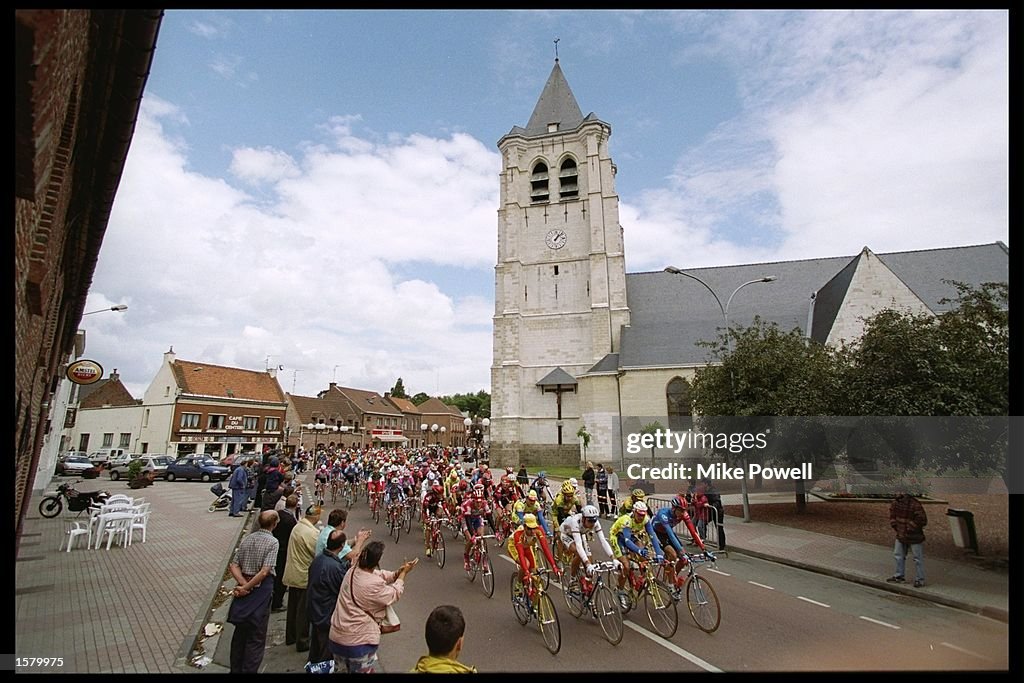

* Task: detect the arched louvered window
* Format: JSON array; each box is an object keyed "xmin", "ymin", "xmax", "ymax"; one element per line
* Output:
[
  {"xmin": 530, "ymin": 161, "xmax": 550, "ymax": 203},
  {"xmin": 558, "ymin": 157, "xmax": 578, "ymax": 200},
  {"xmin": 667, "ymin": 377, "xmax": 692, "ymax": 431}
]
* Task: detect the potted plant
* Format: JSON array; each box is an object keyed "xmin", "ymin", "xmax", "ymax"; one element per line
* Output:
[{"xmin": 127, "ymin": 459, "xmax": 153, "ymax": 489}]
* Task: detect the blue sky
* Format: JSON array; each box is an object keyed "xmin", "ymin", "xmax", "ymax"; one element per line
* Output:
[{"xmin": 84, "ymin": 9, "xmax": 1009, "ymax": 400}]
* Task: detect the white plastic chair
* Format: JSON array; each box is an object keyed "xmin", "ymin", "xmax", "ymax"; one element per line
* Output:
[
  {"xmin": 129, "ymin": 509, "xmax": 151, "ymax": 545},
  {"xmin": 60, "ymin": 520, "xmax": 90, "ymax": 552},
  {"xmin": 99, "ymin": 514, "xmax": 133, "ymax": 550},
  {"xmin": 105, "ymin": 494, "xmax": 133, "ymax": 505}
]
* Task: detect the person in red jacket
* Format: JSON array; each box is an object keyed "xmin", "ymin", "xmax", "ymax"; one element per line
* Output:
[{"xmin": 887, "ymin": 485, "xmax": 928, "ymax": 587}]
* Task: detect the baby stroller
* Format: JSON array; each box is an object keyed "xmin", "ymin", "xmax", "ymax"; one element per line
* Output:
[{"xmin": 208, "ymin": 482, "xmax": 231, "ymax": 512}]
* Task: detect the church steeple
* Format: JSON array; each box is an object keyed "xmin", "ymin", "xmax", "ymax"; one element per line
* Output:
[{"xmin": 523, "ymin": 60, "xmax": 584, "ymax": 137}]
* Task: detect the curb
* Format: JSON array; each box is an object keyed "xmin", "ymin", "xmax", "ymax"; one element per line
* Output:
[{"xmin": 726, "ymin": 545, "xmax": 1010, "ymax": 624}]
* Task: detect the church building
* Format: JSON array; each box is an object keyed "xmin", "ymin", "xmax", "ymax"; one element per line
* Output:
[{"xmin": 489, "ymin": 59, "xmax": 1008, "ymax": 468}]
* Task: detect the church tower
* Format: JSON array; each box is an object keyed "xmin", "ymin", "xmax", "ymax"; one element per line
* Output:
[{"xmin": 490, "ymin": 59, "xmax": 630, "ymax": 466}]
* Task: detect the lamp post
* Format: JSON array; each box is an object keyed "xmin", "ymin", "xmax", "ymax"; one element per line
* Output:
[
  {"xmin": 83, "ymin": 304, "xmax": 128, "ymax": 316},
  {"xmin": 306, "ymin": 422, "xmax": 338, "ymax": 452},
  {"xmin": 440, "ymin": 426, "xmax": 446, "ymax": 449},
  {"xmin": 663, "ymin": 267, "xmax": 777, "ymax": 523},
  {"xmin": 421, "ymin": 423, "xmax": 429, "ymax": 449},
  {"xmin": 430, "ymin": 424, "xmax": 439, "ymax": 446}
]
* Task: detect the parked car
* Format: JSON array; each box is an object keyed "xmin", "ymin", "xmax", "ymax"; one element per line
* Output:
[
  {"xmin": 165, "ymin": 455, "xmax": 230, "ymax": 482},
  {"xmin": 108, "ymin": 455, "xmax": 171, "ymax": 481},
  {"xmin": 106, "ymin": 453, "xmax": 138, "ymax": 469},
  {"xmin": 56, "ymin": 454, "xmax": 94, "ymax": 476},
  {"xmin": 88, "ymin": 447, "xmax": 130, "ymax": 466}
]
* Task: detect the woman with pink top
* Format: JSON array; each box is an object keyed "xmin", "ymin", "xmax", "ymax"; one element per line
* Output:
[{"xmin": 329, "ymin": 540, "xmax": 418, "ymax": 673}]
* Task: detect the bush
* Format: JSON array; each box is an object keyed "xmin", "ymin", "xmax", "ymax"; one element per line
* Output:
[{"xmin": 127, "ymin": 458, "xmax": 144, "ymax": 480}]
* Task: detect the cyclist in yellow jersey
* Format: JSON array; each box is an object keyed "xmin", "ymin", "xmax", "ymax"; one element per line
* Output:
[
  {"xmin": 608, "ymin": 501, "xmax": 664, "ymax": 605},
  {"xmin": 617, "ymin": 488, "xmax": 647, "ymax": 516},
  {"xmin": 507, "ymin": 513, "xmax": 560, "ymax": 586},
  {"xmin": 512, "ymin": 489, "xmax": 551, "ymax": 536}
]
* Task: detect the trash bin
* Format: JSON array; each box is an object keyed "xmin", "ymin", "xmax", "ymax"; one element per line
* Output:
[{"xmin": 946, "ymin": 508, "xmax": 979, "ymax": 554}]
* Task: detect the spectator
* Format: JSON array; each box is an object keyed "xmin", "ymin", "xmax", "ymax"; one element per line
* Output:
[
  {"xmin": 596, "ymin": 464, "xmax": 609, "ymax": 517},
  {"xmin": 227, "ymin": 458, "xmax": 249, "ymax": 517},
  {"xmin": 582, "ymin": 461, "xmax": 596, "ymax": 507},
  {"xmin": 316, "ymin": 508, "xmax": 352, "ymax": 558},
  {"xmin": 282, "ymin": 504, "xmax": 323, "ymax": 652},
  {"xmin": 329, "ymin": 541, "xmax": 418, "ymax": 673},
  {"xmin": 605, "ymin": 466, "xmax": 619, "ymax": 519},
  {"xmin": 306, "ymin": 527, "xmax": 371, "ymax": 669},
  {"xmin": 276, "ymin": 474, "xmax": 299, "ymax": 511},
  {"xmin": 412, "ymin": 605, "xmax": 477, "ymax": 673},
  {"xmin": 264, "ymin": 457, "xmax": 283, "ymax": 502},
  {"xmin": 888, "ymin": 484, "xmax": 928, "ymax": 587},
  {"xmin": 262, "ymin": 483, "xmax": 293, "ymax": 514},
  {"xmin": 245, "ymin": 459, "xmax": 259, "ymax": 506},
  {"xmin": 227, "ymin": 511, "xmax": 280, "ymax": 673},
  {"xmin": 702, "ymin": 478, "xmax": 725, "ymax": 551},
  {"xmin": 516, "ymin": 466, "xmax": 529, "ymax": 495},
  {"xmin": 691, "ymin": 481, "xmax": 710, "ymax": 540},
  {"xmin": 270, "ymin": 493, "xmax": 299, "ymax": 612}
]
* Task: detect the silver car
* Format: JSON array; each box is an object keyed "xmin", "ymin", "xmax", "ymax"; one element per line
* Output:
[{"xmin": 108, "ymin": 455, "xmax": 171, "ymax": 481}]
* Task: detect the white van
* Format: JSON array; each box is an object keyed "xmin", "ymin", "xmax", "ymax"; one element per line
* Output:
[{"xmin": 89, "ymin": 447, "xmax": 130, "ymax": 466}]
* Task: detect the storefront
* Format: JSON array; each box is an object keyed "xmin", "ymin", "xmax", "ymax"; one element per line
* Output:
[{"xmin": 370, "ymin": 429, "xmax": 407, "ymax": 449}]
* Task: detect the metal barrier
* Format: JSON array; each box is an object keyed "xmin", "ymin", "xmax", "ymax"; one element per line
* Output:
[{"xmin": 647, "ymin": 495, "xmax": 727, "ymax": 555}]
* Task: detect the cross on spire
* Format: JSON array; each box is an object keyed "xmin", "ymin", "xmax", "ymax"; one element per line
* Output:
[{"xmin": 554, "ymin": 37, "xmax": 560, "ymax": 62}]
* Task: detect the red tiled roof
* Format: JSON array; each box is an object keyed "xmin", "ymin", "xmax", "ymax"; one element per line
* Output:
[
  {"xmin": 172, "ymin": 360, "xmax": 285, "ymax": 403},
  {"xmin": 387, "ymin": 396, "xmax": 421, "ymax": 414},
  {"xmin": 79, "ymin": 378, "xmax": 139, "ymax": 408},
  {"xmin": 332, "ymin": 386, "xmax": 402, "ymax": 416}
]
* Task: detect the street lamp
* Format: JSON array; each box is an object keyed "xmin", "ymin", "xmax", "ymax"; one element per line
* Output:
[
  {"xmin": 305, "ymin": 422, "xmax": 338, "ymax": 451},
  {"xmin": 431, "ymin": 424, "xmax": 439, "ymax": 446},
  {"xmin": 663, "ymin": 267, "xmax": 777, "ymax": 523},
  {"xmin": 83, "ymin": 304, "xmax": 128, "ymax": 316},
  {"xmin": 421, "ymin": 423, "xmax": 429, "ymax": 449},
  {"xmin": 440, "ymin": 426, "xmax": 446, "ymax": 448}
]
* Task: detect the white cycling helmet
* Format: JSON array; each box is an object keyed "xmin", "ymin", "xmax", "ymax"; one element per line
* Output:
[
  {"xmin": 582, "ymin": 505, "xmax": 599, "ymax": 520},
  {"xmin": 632, "ymin": 501, "xmax": 649, "ymax": 515}
]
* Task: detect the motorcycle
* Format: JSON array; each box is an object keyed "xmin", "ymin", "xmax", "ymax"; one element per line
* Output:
[
  {"xmin": 208, "ymin": 482, "xmax": 232, "ymax": 512},
  {"xmin": 38, "ymin": 481, "xmax": 109, "ymax": 518}
]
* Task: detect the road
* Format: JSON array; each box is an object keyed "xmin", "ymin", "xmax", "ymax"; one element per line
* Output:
[{"xmin": 312, "ymin": 485, "xmax": 1008, "ymax": 673}]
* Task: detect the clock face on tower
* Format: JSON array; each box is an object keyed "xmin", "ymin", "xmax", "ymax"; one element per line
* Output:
[{"xmin": 545, "ymin": 229, "xmax": 567, "ymax": 250}]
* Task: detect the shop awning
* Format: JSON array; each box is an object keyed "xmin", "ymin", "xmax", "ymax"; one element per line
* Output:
[{"xmin": 373, "ymin": 435, "xmax": 408, "ymax": 442}]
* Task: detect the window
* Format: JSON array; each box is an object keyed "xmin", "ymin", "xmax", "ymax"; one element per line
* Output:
[
  {"xmin": 265, "ymin": 417, "xmax": 280, "ymax": 432},
  {"xmin": 554, "ymin": 265, "xmax": 559, "ymax": 275},
  {"xmin": 208, "ymin": 414, "xmax": 226, "ymax": 430},
  {"xmin": 143, "ymin": 408, "xmax": 150, "ymax": 428},
  {"xmin": 530, "ymin": 161, "xmax": 550, "ymax": 203},
  {"xmin": 102, "ymin": 433, "xmax": 114, "ymax": 448},
  {"xmin": 181, "ymin": 413, "xmax": 200, "ymax": 429},
  {"xmin": 243, "ymin": 416, "xmax": 258, "ymax": 430},
  {"xmin": 666, "ymin": 377, "xmax": 693, "ymax": 431},
  {"xmin": 119, "ymin": 433, "xmax": 131, "ymax": 448},
  {"xmin": 558, "ymin": 158, "xmax": 579, "ymax": 200}
]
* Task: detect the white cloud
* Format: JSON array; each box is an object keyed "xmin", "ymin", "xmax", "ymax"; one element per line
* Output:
[{"xmin": 230, "ymin": 147, "xmax": 301, "ymax": 184}]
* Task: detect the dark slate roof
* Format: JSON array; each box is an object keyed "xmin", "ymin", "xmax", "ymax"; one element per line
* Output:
[
  {"xmin": 504, "ymin": 61, "xmax": 606, "ymax": 140},
  {"xmin": 585, "ymin": 353, "xmax": 620, "ymax": 375},
  {"xmin": 619, "ymin": 242, "xmax": 1008, "ymax": 369},
  {"xmin": 536, "ymin": 367, "xmax": 578, "ymax": 386}
]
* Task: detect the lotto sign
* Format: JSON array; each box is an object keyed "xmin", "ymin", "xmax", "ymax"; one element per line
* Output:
[{"xmin": 66, "ymin": 359, "xmax": 104, "ymax": 385}]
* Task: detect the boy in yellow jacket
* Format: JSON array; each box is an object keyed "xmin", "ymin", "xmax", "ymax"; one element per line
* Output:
[{"xmin": 412, "ymin": 605, "xmax": 477, "ymax": 673}]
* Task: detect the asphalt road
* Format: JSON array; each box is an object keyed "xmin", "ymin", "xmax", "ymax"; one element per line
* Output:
[{"xmin": 312, "ymin": 484, "xmax": 1008, "ymax": 673}]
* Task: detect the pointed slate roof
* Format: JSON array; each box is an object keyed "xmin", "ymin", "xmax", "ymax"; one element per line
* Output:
[
  {"xmin": 524, "ymin": 60, "xmax": 585, "ymax": 137},
  {"xmin": 79, "ymin": 376, "xmax": 139, "ymax": 408},
  {"xmin": 583, "ymin": 353, "xmax": 620, "ymax": 375},
  {"xmin": 810, "ymin": 251, "xmax": 862, "ymax": 343},
  {"xmin": 536, "ymin": 367, "xmax": 578, "ymax": 386}
]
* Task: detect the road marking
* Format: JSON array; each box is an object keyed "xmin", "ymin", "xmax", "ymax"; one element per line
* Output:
[
  {"xmin": 859, "ymin": 615, "xmax": 900, "ymax": 630},
  {"xmin": 796, "ymin": 596, "xmax": 830, "ymax": 608},
  {"xmin": 623, "ymin": 622, "xmax": 723, "ymax": 672},
  {"xmin": 707, "ymin": 567, "xmax": 730, "ymax": 576},
  {"xmin": 940, "ymin": 642, "xmax": 992, "ymax": 661},
  {"xmin": 747, "ymin": 581, "xmax": 775, "ymax": 590},
  {"xmin": 498, "ymin": 554, "xmax": 722, "ymax": 672}
]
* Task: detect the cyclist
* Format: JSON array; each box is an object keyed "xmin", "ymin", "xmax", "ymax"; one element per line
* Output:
[
  {"xmin": 383, "ymin": 477, "xmax": 407, "ymax": 524},
  {"xmin": 608, "ymin": 501, "xmax": 664, "ymax": 606},
  {"xmin": 650, "ymin": 495, "xmax": 715, "ymax": 593},
  {"xmin": 552, "ymin": 480, "xmax": 584, "ymax": 526},
  {"xmin": 530, "ymin": 471, "xmax": 553, "ymax": 504},
  {"xmin": 461, "ymin": 483, "xmax": 493, "ymax": 572},
  {"xmin": 559, "ymin": 504, "xmax": 620, "ymax": 582},
  {"xmin": 421, "ymin": 483, "xmax": 446, "ymax": 558},
  {"xmin": 507, "ymin": 513, "xmax": 561, "ymax": 594},
  {"xmin": 343, "ymin": 459, "xmax": 360, "ymax": 487},
  {"xmin": 314, "ymin": 465, "xmax": 329, "ymax": 503},
  {"xmin": 513, "ymin": 489, "xmax": 551, "ymax": 537},
  {"xmin": 617, "ymin": 487, "xmax": 648, "ymax": 516}
]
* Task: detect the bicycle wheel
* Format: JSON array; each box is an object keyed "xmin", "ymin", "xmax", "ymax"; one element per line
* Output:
[
  {"xmin": 466, "ymin": 547, "xmax": 479, "ymax": 583},
  {"xmin": 536, "ymin": 593, "xmax": 561, "ymax": 655},
  {"xmin": 449, "ymin": 518, "xmax": 462, "ymax": 540},
  {"xmin": 643, "ymin": 580, "xmax": 679, "ymax": 638},
  {"xmin": 434, "ymin": 531, "xmax": 446, "ymax": 569},
  {"xmin": 535, "ymin": 552, "xmax": 552, "ymax": 591},
  {"xmin": 39, "ymin": 496, "xmax": 64, "ymax": 518},
  {"xmin": 511, "ymin": 575, "xmax": 530, "ymax": 625},
  {"xmin": 373, "ymin": 501, "xmax": 381, "ymax": 524},
  {"xmin": 685, "ymin": 574, "xmax": 721, "ymax": 633},
  {"xmin": 481, "ymin": 551, "xmax": 495, "ymax": 598},
  {"xmin": 561, "ymin": 573, "xmax": 585, "ymax": 618},
  {"xmin": 404, "ymin": 507, "xmax": 412, "ymax": 534},
  {"xmin": 391, "ymin": 514, "xmax": 401, "ymax": 544},
  {"xmin": 594, "ymin": 584, "xmax": 624, "ymax": 645}
]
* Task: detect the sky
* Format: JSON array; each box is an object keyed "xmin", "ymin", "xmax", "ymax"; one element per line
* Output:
[{"xmin": 83, "ymin": 9, "xmax": 1010, "ymax": 401}]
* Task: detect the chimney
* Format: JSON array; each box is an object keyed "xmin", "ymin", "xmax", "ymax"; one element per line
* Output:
[
  {"xmin": 329, "ymin": 382, "xmax": 337, "ymax": 391},
  {"xmin": 164, "ymin": 346, "xmax": 176, "ymax": 365},
  {"xmin": 110, "ymin": 368, "xmax": 119, "ymax": 382}
]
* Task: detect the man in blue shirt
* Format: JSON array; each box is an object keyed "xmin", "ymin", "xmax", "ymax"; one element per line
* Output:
[
  {"xmin": 306, "ymin": 527, "xmax": 370, "ymax": 668},
  {"xmin": 228, "ymin": 460, "xmax": 249, "ymax": 517}
]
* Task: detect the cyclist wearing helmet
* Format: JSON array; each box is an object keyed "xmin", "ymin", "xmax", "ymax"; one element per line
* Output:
[
  {"xmin": 552, "ymin": 480, "xmax": 584, "ymax": 526},
  {"xmin": 608, "ymin": 501, "xmax": 664, "ymax": 604},
  {"xmin": 529, "ymin": 471, "xmax": 553, "ymax": 504},
  {"xmin": 461, "ymin": 483, "xmax": 493, "ymax": 572},
  {"xmin": 618, "ymin": 488, "xmax": 648, "ymax": 516},
  {"xmin": 421, "ymin": 483, "xmax": 446, "ymax": 557},
  {"xmin": 507, "ymin": 513, "xmax": 561, "ymax": 587},
  {"xmin": 650, "ymin": 494, "xmax": 713, "ymax": 592},
  {"xmin": 513, "ymin": 489, "xmax": 551, "ymax": 537},
  {"xmin": 558, "ymin": 504, "xmax": 619, "ymax": 581}
]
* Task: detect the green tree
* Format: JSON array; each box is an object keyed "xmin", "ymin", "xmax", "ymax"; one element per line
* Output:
[
  {"xmin": 437, "ymin": 390, "xmax": 491, "ymax": 418},
  {"xmin": 839, "ymin": 281, "xmax": 1009, "ymax": 487},
  {"xmin": 690, "ymin": 318, "xmax": 845, "ymax": 511},
  {"xmin": 577, "ymin": 425, "xmax": 591, "ymax": 462},
  {"xmin": 389, "ymin": 378, "xmax": 409, "ymax": 399},
  {"xmin": 411, "ymin": 392, "xmax": 431, "ymax": 406}
]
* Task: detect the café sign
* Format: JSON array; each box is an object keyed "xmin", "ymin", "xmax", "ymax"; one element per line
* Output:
[{"xmin": 66, "ymin": 359, "xmax": 103, "ymax": 385}]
